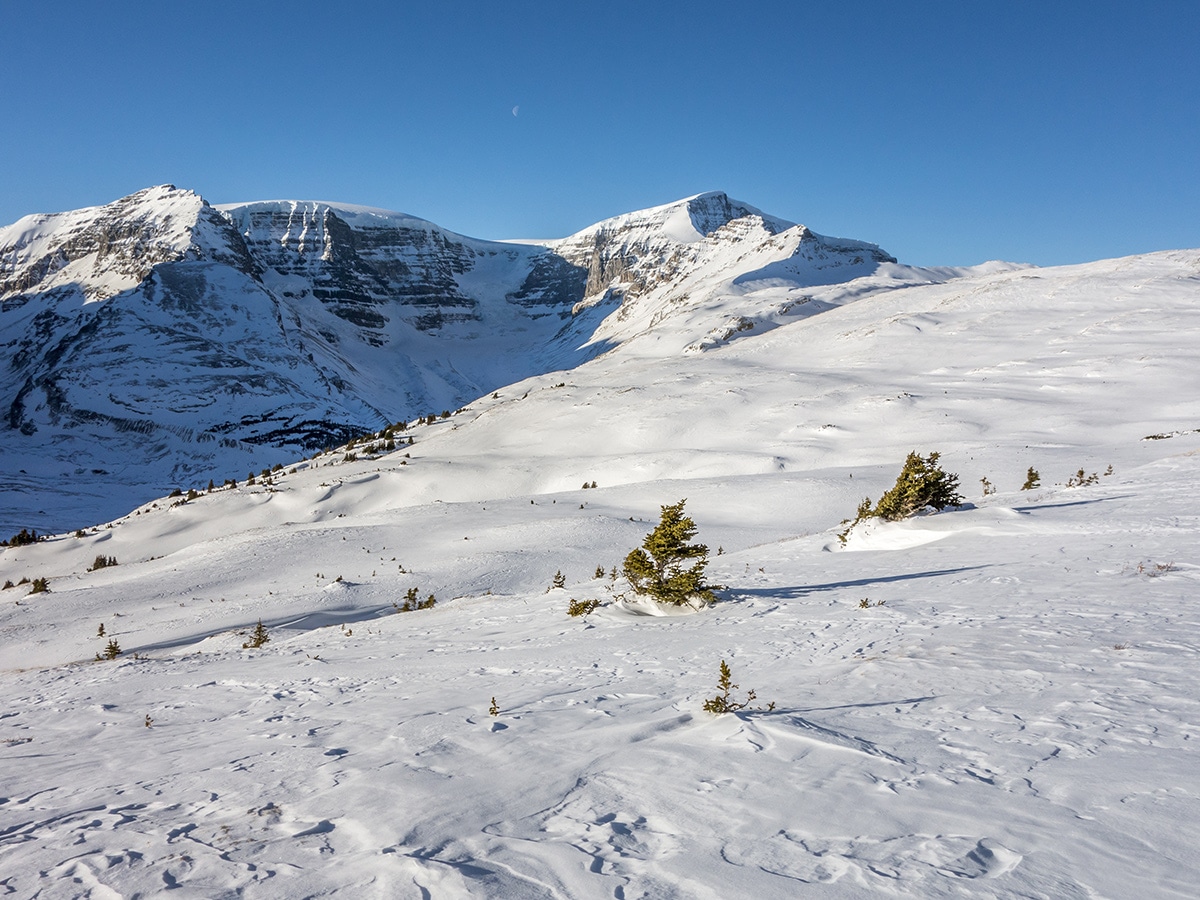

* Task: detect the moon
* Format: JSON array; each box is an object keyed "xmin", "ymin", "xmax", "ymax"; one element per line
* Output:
[{"xmin": 512, "ymin": 105, "xmax": 519, "ymax": 117}]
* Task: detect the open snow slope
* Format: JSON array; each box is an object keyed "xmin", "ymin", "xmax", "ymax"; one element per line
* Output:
[{"xmin": 1, "ymin": 248, "xmax": 1199, "ymax": 897}]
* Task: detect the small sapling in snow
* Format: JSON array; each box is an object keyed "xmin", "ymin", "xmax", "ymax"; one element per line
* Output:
[
  {"xmin": 97, "ymin": 639, "xmax": 122, "ymax": 661},
  {"xmin": 489, "ymin": 697, "xmax": 500, "ymax": 716},
  {"xmin": 1065, "ymin": 468, "xmax": 1100, "ymax": 487},
  {"xmin": 243, "ymin": 620, "xmax": 270, "ymax": 649},
  {"xmin": 702, "ymin": 661, "xmax": 774, "ymax": 714}
]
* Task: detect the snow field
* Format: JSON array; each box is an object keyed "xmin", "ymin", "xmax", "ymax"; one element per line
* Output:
[{"xmin": 2, "ymin": 247, "xmax": 1199, "ymax": 896}]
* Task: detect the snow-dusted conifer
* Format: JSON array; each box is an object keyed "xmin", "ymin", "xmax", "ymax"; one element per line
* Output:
[{"xmin": 623, "ymin": 499, "xmax": 716, "ymax": 606}]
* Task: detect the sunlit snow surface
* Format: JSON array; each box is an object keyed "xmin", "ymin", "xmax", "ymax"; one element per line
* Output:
[{"xmin": 1, "ymin": 248, "xmax": 1199, "ymax": 897}]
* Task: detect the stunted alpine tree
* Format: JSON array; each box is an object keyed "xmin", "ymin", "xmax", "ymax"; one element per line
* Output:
[{"xmin": 623, "ymin": 499, "xmax": 717, "ymax": 606}]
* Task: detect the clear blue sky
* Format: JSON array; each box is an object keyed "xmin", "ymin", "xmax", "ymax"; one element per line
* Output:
[{"xmin": 2, "ymin": 1, "xmax": 1196, "ymax": 266}]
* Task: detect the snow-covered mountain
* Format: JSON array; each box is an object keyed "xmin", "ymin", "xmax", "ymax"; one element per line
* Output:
[
  {"xmin": 1, "ymin": 187, "xmax": 904, "ymax": 533},
  {"xmin": 1, "ymin": 238, "xmax": 1198, "ymax": 898}
]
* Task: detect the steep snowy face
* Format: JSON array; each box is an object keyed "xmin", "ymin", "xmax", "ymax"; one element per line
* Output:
[{"xmin": 548, "ymin": 192, "xmax": 897, "ymax": 350}]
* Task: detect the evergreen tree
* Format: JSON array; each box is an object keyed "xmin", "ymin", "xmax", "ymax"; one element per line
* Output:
[
  {"xmin": 622, "ymin": 499, "xmax": 716, "ymax": 606},
  {"xmin": 243, "ymin": 619, "xmax": 270, "ymax": 648},
  {"xmin": 872, "ymin": 452, "xmax": 963, "ymax": 521}
]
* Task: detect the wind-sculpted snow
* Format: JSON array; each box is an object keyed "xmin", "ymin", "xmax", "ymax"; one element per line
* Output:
[
  {"xmin": 0, "ymin": 187, "xmax": 904, "ymax": 533},
  {"xmin": 1, "ymin": 243, "xmax": 1199, "ymax": 896}
]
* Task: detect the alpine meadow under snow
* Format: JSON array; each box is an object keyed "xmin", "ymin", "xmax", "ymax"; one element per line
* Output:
[{"xmin": 1, "ymin": 188, "xmax": 1199, "ymax": 898}]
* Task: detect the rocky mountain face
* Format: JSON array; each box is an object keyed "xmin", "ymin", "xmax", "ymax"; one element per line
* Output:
[{"xmin": 0, "ymin": 186, "xmax": 896, "ymax": 532}]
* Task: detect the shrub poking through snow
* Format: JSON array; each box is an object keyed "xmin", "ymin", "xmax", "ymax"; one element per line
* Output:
[
  {"xmin": 594, "ymin": 565, "xmax": 606, "ymax": 579},
  {"xmin": 243, "ymin": 620, "xmax": 270, "ymax": 649},
  {"xmin": 551, "ymin": 570, "xmax": 567, "ymax": 590},
  {"xmin": 489, "ymin": 697, "xmax": 500, "ymax": 716},
  {"xmin": 397, "ymin": 587, "xmax": 435, "ymax": 611},
  {"xmin": 1021, "ymin": 467, "xmax": 1041, "ymax": 490},
  {"xmin": 89, "ymin": 555, "xmax": 118, "ymax": 572},
  {"xmin": 96, "ymin": 639, "xmax": 122, "ymax": 661},
  {"xmin": 1066, "ymin": 468, "xmax": 1100, "ymax": 487},
  {"xmin": 702, "ymin": 661, "xmax": 774, "ymax": 714},
  {"xmin": 567, "ymin": 598, "xmax": 601, "ymax": 617},
  {"xmin": 28, "ymin": 577, "xmax": 49, "ymax": 594},
  {"xmin": 623, "ymin": 499, "xmax": 717, "ymax": 606}
]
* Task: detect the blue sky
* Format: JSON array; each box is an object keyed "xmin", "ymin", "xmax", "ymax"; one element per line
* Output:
[{"xmin": 2, "ymin": 1, "xmax": 1196, "ymax": 266}]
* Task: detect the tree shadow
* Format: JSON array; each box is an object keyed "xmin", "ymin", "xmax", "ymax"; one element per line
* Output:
[
  {"xmin": 732, "ymin": 565, "xmax": 987, "ymax": 600},
  {"xmin": 1012, "ymin": 494, "xmax": 1129, "ymax": 513}
]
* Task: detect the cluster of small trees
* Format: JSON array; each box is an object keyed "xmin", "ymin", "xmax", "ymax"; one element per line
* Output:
[{"xmin": 1, "ymin": 529, "xmax": 42, "ymax": 548}]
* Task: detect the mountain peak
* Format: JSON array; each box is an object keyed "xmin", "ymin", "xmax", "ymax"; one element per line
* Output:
[
  {"xmin": 680, "ymin": 191, "xmax": 791, "ymax": 237},
  {"xmin": 560, "ymin": 192, "xmax": 793, "ymax": 247}
]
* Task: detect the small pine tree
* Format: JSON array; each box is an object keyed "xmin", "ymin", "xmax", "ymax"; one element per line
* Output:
[
  {"xmin": 97, "ymin": 623, "xmax": 106, "ymax": 637},
  {"xmin": 567, "ymin": 598, "xmax": 601, "ymax": 617},
  {"xmin": 489, "ymin": 697, "xmax": 500, "ymax": 716},
  {"xmin": 622, "ymin": 499, "xmax": 716, "ymax": 606},
  {"xmin": 872, "ymin": 452, "xmax": 962, "ymax": 521},
  {"xmin": 1021, "ymin": 467, "xmax": 1041, "ymax": 490},
  {"xmin": 702, "ymin": 660, "xmax": 774, "ymax": 714},
  {"xmin": 29, "ymin": 577, "xmax": 49, "ymax": 594},
  {"xmin": 243, "ymin": 619, "xmax": 270, "ymax": 649},
  {"xmin": 551, "ymin": 570, "xmax": 567, "ymax": 590},
  {"xmin": 594, "ymin": 565, "xmax": 605, "ymax": 579},
  {"xmin": 97, "ymin": 639, "xmax": 122, "ymax": 660}
]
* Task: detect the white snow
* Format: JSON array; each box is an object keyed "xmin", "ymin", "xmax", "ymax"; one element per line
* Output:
[{"xmin": 1, "ymin": 241, "xmax": 1199, "ymax": 897}]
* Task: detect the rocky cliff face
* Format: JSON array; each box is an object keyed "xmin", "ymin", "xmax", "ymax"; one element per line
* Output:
[
  {"xmin": 221, "ymin": 202, "xmax": 488, "ymax": 336},
  {"xmin": 0, "ymin": 186, "xmax": 897, "ymax": 532}
]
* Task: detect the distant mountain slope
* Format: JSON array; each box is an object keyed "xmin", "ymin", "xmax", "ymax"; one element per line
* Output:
[{"xmin": 1, "ymin": 187, "xmax": 904, "ymax": 533}]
